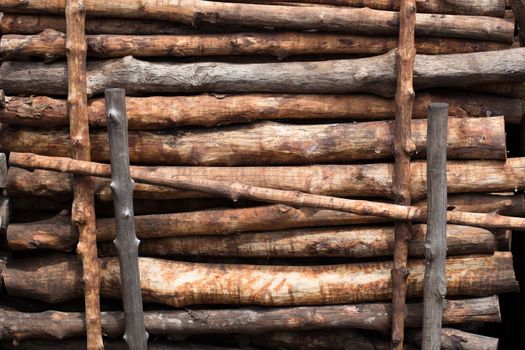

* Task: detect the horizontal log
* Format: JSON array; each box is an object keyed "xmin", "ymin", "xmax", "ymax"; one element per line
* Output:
[
  {"xmin": 3, "ymin": 253, "xmax": 518, "ymax": 306},
  {"xmin": 0, "ymin": 0, "xmax": 514, "ymax": 42},
  {"xmin": 0, "ymin": 117, "xmax": 507, "ymax": 165},
  {"xmin": 7, "ymin": 158, "xmax": 525, "ymax": 201},
  {"xmin": 2, "ymin": 49, "xmax": 525, "ymax": 97},
  {"xmin": 8, "ymin": 193, "xmax": 522, "ymax": 251},
  {"xmin": 0, "ymin": 296, "xmax": 501, "ymax": 340},
  {"xmin": 94, "ymin": 224, "xmax": 494, "ymax": 258},
  {"xmin": 214, "ymin": 0, "xmax": 507, "ymax": 17},
  {"xmin": 0, "ymin": 30, "xmax": 511, "ymax": 61},
  {"xmin": 406, "ymin": 328, "xmax": 499, "ymax": 350},
  {"xmin": 468, "ymin": 81, "xmax": 525, "ymax": 98},
  {"xmin": 1, "ymin": 92, "xmax": 522, "ymax": 129}
]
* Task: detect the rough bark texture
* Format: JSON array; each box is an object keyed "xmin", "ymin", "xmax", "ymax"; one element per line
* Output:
[
  {"xmin": 0, "ymin": 296, "xmax": 501, "ymax": 340},
  {"xmin": 1, "ymin": 92, "xmax": 522, "ymax": 129},
  {"xmin": 105, "ymin": 88, "xmax": 148, "ymax": 350},
  {"xmin": 422, "ymin": 103, "xmax": 448, "ymax": 350},
  {"xmin": 0, "ymin": 153, "xmax": 6, "ymax": 188},
  {"xmin": 2, "ymin": 49, "xmax": 525, "ymax": 97},
  {"xmin": 212, "ymin": 0, "xmax": 507, "ymax": 16},
  {"xmin": 3, "ymin": 253, "xmax": 518, "ymax": 306},
  {"xmin": 0, "ymin": 13, "xmax": 200, "ymax": 35},
  {"xmin": 407, "ymin": 328, "xmax": 499, "ymax": 350},
  {"xmin": 65, "ymin": 0, "xmax": 102, "ymax": 348},
  {"xmin": 469, "ymin": 81, "xmax": 525, "ymax": 98},
  {"xmin": 0, "ymin": 117, "xmax": 508, "ymax": 165},
  {"xmin": 391, "ymin": 1, "xmax": 416, "ymax": 347},
  {"xmin": 511, "ymin": 0, "xmax": 525, "ymax": 45},
  {"xmin": 0, "ymin": 196, "xmax": 10, "ymax": 237},
  {"xmin": 0, "ymin": 30, "xmax": 511, "ymax": 61},
  {"xmin": 0, "ymin": 0, "xmax": 514, "ymax": 42},
  {"xmin": 95, "ymin": 224, "xmax": 494, "ymax": 258},
  {"xmin": 10, "ymin": 192, "xmax": 519, "ymax": 251},
  {"xmin": 7, "ymin": 159, "xmax": 525, "ymax": 202},
  {"xmin": 9, "ymin": 153, "xmax": 525, "ymax": 230}
]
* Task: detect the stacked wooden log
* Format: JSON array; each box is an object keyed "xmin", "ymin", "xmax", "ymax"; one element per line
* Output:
[{"xmin": 0, "ymin": 0, "xmax": 524, "ymax": 348}]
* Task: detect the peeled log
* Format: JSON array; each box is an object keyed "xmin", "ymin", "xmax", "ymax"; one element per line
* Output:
[
  {"xmin": 7, "ymin": 158, "xmax": 525, "ymax": 201},
  {"xmin": 0, "ymin": 0, "xmax": 514, "ymax": 42},
  {"xmin": 0, "ymin": 92, "xmax": 522, "ymax": 129},
  {"xmin": 2, "ymin": 49, "xmax": 525, "ymax": 97},
  {"xmin": 0, "ymin": 117, "xmax": 507, "ymax": 166},
  {"xmin": 407, "ymin": 328, "xmax": 499, "ymax": 350},
  {"xmin": 0, "ymin": 30, "xmax": 511, "ymax": 61},
  {"xmin": 3, "ymin": 253, "xmax": 518, "ymax": 306},
  {"xmin": 213, "ymin": 0, "xmax": 507, "ymax": 17},
  {"xmin": 94, "ymin": 224, "xmax": 495, "ymax": 258},
  {"xmin": 0, "ymin": 296, "xmax": 501, "ymax": 340}
]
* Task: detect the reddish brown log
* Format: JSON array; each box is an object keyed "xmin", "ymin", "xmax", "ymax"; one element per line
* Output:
[
  {"xmin": 0, "ymin": 30, "xmax": 511, "ymax": 61},
  {"xmin": 0, "ymin": 296, "xmax": 501, "ymax": 340},
  {"xmin": 95, "ymin": 224, "xmax": 494, "ymax": 258},
  {"xmin": 468, "ymin": 81, "xmax": 525, "ymax": 97},
  {"xmin": 0, "ymin": 0, "xmax": 514, "ymax": 42},
  {"xmin": 0, "ymin": 92, "xmax": 522, "ymax": 129},
  {"xmin": 3, "ymin": 253, "xmax": 518, "ymax": 306},
  {"xmin": 65, "ymin": 0, "xmax": 102, "ymax": 348},
  {"xmin": 0, "ymin": 117, "xmax": 508, "ymax": 166}
]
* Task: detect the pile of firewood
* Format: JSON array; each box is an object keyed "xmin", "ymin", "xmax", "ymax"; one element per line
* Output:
[{"xmin": 0, "ymin": 0, "xmax": 524, "ymax": 349}]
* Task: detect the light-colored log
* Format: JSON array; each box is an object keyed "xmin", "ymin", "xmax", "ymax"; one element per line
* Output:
[
  {"xmin": 0, "ymin": 117, "xmax": 508, "ymax": 165},
  {"xmin": 3, "ymin": 253, "xmax": 518, "ymax": 306}
]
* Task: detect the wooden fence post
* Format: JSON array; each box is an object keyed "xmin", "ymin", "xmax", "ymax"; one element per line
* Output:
[{"xmin": 106, "ymin": 88, "xmax": 148, "ymax": 350}]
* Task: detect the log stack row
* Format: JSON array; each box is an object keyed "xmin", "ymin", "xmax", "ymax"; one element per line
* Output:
[{"xmin": 0, "ymin": 0, "xmax": 524, "ymax": 348}]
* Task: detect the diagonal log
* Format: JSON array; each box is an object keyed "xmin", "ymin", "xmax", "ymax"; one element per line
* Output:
[
  {"xmin": 2, "ymin": 49, "xmax": 525, "ymax": 97},
  {"xmin": 8, "ymin": 153, "xmax": 525, "ymax": 230},
  {"xmin": 0, "ymin": 0, "xmax": 514, "ymax": 42},
  {"xmin": 0, "ymin": 117, "xmax": 508, "ymax": 165},
  {"xmin": 1, "ymin": 92, "xmax": 522, "ymax": 129},
  {"xmin": 2, "ymin": 253, "xmax": 518, "ymax": 306},
  {"xmin": 0, "ymin": 296, "xmax": 501, "ymax": 340}
]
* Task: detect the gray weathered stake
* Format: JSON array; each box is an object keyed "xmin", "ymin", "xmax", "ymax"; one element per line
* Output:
[
  {"xmin": 421, "ymin": 102, "xmax": 448, "ymax": 350},
  {"xmin": 105, "ymin": 88, "xmax": 148, "ymax": 350}
]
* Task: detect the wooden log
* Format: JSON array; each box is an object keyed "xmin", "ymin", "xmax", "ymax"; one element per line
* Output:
[
  {"xmin": 0, "ymin": 153, "xmax": 6, "ymax": 189},
  {"xmin": 7, "ymin": 158, "xmax": 525, "ymax": 202},
  {"xmin": 3, "ymin": 253, "xmax": 518, "ymax": 306},
  {"xmin": 511, "ymin": 0, "xmax": 525, "ymax": 45},
  {"xmin": 0, "ymin": 296, "xmax": 501, "ymax": 340},
  {"xmin": 105, "ymin": 88, "xmax": 147, "ymax": 350},
  {"xmin": 0, "ymin": 0, "xmax": 514, "ymax": 42},
  {"xmin": 0, "ymin": 117, "xmax": 508, "ymax": 166},
  {"xmin": 0, "ymin": 30, "xmax": 512, "ymax": 61},
  {"xmin": 95, "ymin": 224, "xmax": 495, "ymax": 258},
  {"xmin": 2, "ymin": 49, "xmax": 525, "ymax": 97},
  {"xmin": 407, "ymin": 328, "xmax": 499, "ymax": 350},
  {"xmin": 468, "ymin": 81, "xmax": 525, "ymax": 98},
  {"xmin": 212, "ymin": 0, "xmax": 507, "ymax": 17},
  {"xmin": 9, "ymin": 153, "xmax": 525, "ymax": 230},
  {"xmin": 422, "ymin": 103, "xmax": 448, "ymax": 350},
  {"xmin": 1, "ymin": 92, "xmax": 521, "ymax": 130},
  {"xmin": 0, "ymin": 196, "xmax": 11, "ymax": 237},
  {"xmin": 0, "ymin": 13, "xmax": 200, "ymax": 35},
  {"xmin": 65, "ymin": 0, "xmax": 102, "ymax": 348},
  {"xmin": 6, "ymin": 193, "xmax": 523, "ymax": 251}
]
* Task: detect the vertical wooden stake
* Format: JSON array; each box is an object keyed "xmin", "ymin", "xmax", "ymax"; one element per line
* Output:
[
  {"xmin": 422, "ymin": 103, "xmax": 448, "ymax": 350},
  {"xmin": 106, "ymin": 88, "xmax": 148, "ymax": 350},
  {"xmin": 391, "ymin": 0, "xmax": 416, "ymax": 349},
  {"xmin": 66, "ymin": 0, "xmax": 103, "ymax": 349}
]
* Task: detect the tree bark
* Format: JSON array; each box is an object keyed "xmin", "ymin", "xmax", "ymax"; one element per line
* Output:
[
  {"xmin": 468, "ymin": 81, "xmax": 525, "ymax": 98},
  {"xmin": 0, "ymin": 296, "xmax": 501, "ymax": 340},
  {"xmin": 9, "ymin": 153, "xmax": 525, "ymax": 230},
  {"xmin": 95, "ymin": 224, "xmax": 494, "ymax": 258},
  {"xmin": 407, "ymin": 328, "xmax": 499, "ymax": 350},
  {"xmin": 0, "ymin": 196, "xmax": 10, "ymax": 237},
  {"xmin": 7, "ymin": 159, "xmax": 525, "ymax": 202},
  {"xmin": 7, "ymin": 193, "xmax": 521, "ymax": 251},
  {"xmin": 0, "ymin": 30, "xmax": 511, "ymax": 61},
  {"xmin": 65, "ymin": 0, "xmax": 103, "ymax": 348},
  {"xmin": 422, "ymin": 103, "xmax": 448, "ymax": 350},
  {"xmin": 0, "ymin": 0, "xmax": 514, "ymax": 42},
  {"xmin": 105, "ymin": 88, "xmax": 148, "ymax": 350},
  {"xmin": 0, "ymin": 117, "xmax": 508, "ymax": 166},
  {"xmin": 511, "ymin": 0, "xmax": 525, "ymax": 45},
  {"xmin": 0, "ymin": 152, "xmax": 6, "ymax": 188},
  {"xmin": 1, "ymin": 92, "xmax": 522, "ymax": 129},
  {"xmin": 209, "ymin": 0, "xmax": 507, "ymax": 17},
  {"xmin": 391, "ymin": 1, "xmax": 416, "ymax": 347},
  {"xmin": 2, "ymin": 49, "xmax": 525, "ymax": 97},
  {"xmin": 3, "ymin": 253, "xmax": 518, "ymax": 306}
]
